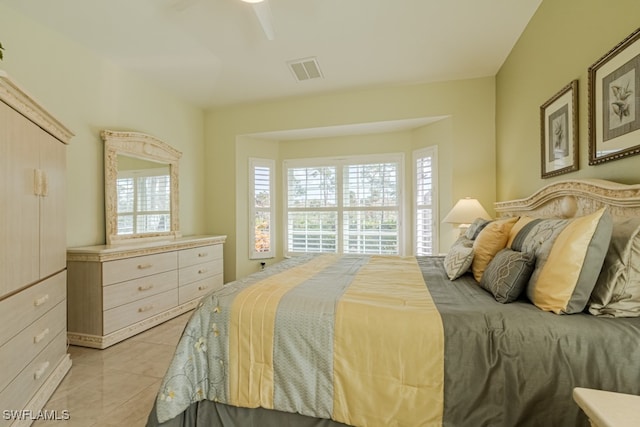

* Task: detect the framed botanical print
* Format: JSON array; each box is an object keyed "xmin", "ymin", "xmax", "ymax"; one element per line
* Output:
[
  {"xmin": 540, "ymin": 80, "xmax": 578, "ymax": 178},
  {"xmin": 589, "ymin": 27, "xmax": 640, "ymax": 165}
]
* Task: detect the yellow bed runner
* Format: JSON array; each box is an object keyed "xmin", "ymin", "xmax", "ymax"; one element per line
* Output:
[{"xmin": 333, "ymin": 256, "xmax": 444, "ymax": 426}]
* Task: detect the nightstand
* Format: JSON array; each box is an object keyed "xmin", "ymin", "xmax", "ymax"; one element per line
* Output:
[{"xmin": 573, "ymin": 387, "xmax": 640, "ymax": 427}]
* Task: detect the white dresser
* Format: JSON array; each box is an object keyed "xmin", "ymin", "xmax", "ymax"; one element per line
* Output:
[
  {"xmin": 66, "ymin": 235, "xmax": 226, "ymax": 349},
  {"xmin": 0, "ymin": 71, "xmax": 73, "ymax": 426}
]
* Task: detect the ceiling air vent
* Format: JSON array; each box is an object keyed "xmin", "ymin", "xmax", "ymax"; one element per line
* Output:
[{"xmin": 287, "ymin": 57, "xmax": 323, "ymax": 82}]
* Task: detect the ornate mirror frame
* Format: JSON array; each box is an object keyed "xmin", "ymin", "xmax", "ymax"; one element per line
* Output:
[{"xmin": 102, "ymin": 130, "xmax": 182, "ymax": 245}]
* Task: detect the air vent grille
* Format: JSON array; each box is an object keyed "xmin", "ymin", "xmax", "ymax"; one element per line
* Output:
[{"xmin": 287, "ymin": 57, "xmax": 323, "ymax": 82}]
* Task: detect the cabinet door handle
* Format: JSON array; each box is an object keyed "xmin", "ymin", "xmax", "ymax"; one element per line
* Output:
[
  {"xmin": 33, "ymin": 169, "xmax": 43, "ymax": 196},
  {"xmin": 138, "ymin": 304, "xmax": 154, "ymax": 313},
  {"xmin": 137, "ymin": 263, "xmax": 152, "ymax": 270},
  {"xmin": 34, "ymin": 328, "xmax": 50, "ymax": 344},
  {"xmin": 198, "ymin": 252, "xmax": 208, "ymax": 258},
  {"xmin": 138, "ymin": 284, "xmax": 154, "ymax": 291},
  {"xmin": 198, "ymin": 269, "xmax": 207, "ymax": 274},
  {"xmin": 198, "ymin": 285, "xmax": 207, "ymax": 291},
  {"xmin": 34, "ymin": 361, "xmax": 50, "ymax": 380},
  {"xmin": 41, "ymin": 171, "xmax": 49, "ymax": 197},
  {"xmin": 34, "ymin": 294, "xmax": 49, "ymax": 307}
]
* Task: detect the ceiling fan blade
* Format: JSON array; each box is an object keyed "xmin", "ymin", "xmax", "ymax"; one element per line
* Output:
[{"xmin": 250, "ymin": 1, "xmax": 275, "ymax": 41}]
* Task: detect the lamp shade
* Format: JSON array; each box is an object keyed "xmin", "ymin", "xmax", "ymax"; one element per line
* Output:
[{"xmin": 442, "ymin": 198, "xmax": 491, "ymax": 225}]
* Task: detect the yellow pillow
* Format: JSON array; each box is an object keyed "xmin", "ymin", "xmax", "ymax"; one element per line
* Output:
[{"xmin": 472, "ymin": 217, "xmax": 518, "ymax": 282}]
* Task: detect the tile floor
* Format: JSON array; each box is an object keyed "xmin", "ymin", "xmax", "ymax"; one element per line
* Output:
[{"xmin": 33, "ymin": 312, "xmax": 192, "ymax": 427}]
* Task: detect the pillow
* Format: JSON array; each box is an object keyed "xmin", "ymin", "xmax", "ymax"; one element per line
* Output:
[
  {"xmin": 506, "ymin": 216, "xmax": 536, "ymax": 248},
  {"xmin": 589, "ymin": 218, "xmax": 640, "ymax": 317},
  {"xmin": 480, "ymin": 248, "xmax": 535, "ymax": 303},
  {"xmin": 471, "ymin": 217, "xmax": 518, "ymax": 282},
  {"xmin": 444, "ymin": 236, "xmax": 474, "ymax": 280},
  {"xmin": 511, "ymin": 207, "xmax": 613, "ymax": 314},
  {"xmin": 466, "ymin": 218, "xmax": 491, "ymax": 240}
]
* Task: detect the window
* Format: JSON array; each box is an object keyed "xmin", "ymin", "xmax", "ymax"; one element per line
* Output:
[
  {"xmin": 249, "ymin": 158, "xmax": 275, "ymax": 259},
  {"xmin": 284, "ymin": 155, "xmax": 403, "ymax": 256},
  {"xmin": 116, "ymin": 168, "xmax": 171, "ymax": 235},
  {"xmin": 414, "ymin": 146, "xmax": 438, "ymax": 255}
]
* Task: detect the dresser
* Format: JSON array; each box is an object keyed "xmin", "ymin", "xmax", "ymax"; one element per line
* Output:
[
  {"xmin": 66, "ymin": 235, "xmax": 226, "ymax": 349},
  {"xmin": 0, "ymin": 71, "xmax": 73, "ymax": 426}
]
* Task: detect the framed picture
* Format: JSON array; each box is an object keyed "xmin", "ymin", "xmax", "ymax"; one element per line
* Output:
[
  {"xmin": 589, "ymin": 27, "xmax": 640, "ymax": 165},
  {"xmin": 540, "ymin": 80, "xmax": 578, "ymax": 178}
]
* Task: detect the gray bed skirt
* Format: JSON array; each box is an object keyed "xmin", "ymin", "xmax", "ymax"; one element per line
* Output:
[{"xmin": 146, "ymin": 399, "xmax": 350, "ymax": 427}]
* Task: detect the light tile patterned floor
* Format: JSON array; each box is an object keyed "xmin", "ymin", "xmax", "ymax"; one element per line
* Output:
[{"xmin": 33, "ymin": 312, "xmax": 192, "ymax": 427}]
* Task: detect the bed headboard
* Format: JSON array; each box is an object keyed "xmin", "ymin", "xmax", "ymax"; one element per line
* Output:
[{"xmin": 495, "ymin": 179, "xmax": 640, "ymax": 220}]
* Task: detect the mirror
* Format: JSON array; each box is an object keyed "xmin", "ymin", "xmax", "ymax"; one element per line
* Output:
[{"xmin": 102, "ymin": 130, "xmax": 181, "ymax": 245}]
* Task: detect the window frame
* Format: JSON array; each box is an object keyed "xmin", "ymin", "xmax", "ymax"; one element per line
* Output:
[
  {"xmin": 413, "ymin": 145, "xmax": 439, "ymax": 255},
  {"xmin": 283, "ymin": 153, "xmax": 405, "ymax": 257},
  {"xmin": 249, "ymin": 157, "xmax": 276, "ymax": 260}
]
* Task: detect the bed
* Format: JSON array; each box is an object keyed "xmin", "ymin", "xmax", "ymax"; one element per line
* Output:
[{"xmin": 146, "ymin": 179, "xmax": 640, "ymax": 427}]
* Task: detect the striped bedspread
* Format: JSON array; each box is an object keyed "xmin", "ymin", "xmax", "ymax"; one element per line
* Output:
[{"xmin": 154, "ymin": 254, "xmax": 445, "ymax": 426}]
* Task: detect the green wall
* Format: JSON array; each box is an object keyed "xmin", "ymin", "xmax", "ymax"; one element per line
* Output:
[
  {"xmin": 0, "ymin": 3, "xmax": 207, "ymax": 247},
  {"xmin": 496, "ymin": 0, "xmax": 640, "ymax": 200},
  {"xmin": 205, "ymin": 78, "xmax": 496, "ymax": 281},
  {"xmin": 1, "ymin": 3, "xmax": 498, "ymax": 282}
]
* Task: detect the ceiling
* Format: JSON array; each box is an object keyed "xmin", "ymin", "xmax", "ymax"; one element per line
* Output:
[{"xmin": 2, "ymin": 0, "xmax": 541, "ymax": 109}]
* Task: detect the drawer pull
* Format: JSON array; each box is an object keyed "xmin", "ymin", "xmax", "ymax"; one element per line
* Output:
[
  {"xmin": 198, "ymin": 269, "xmax": 207, "ymax": 274},
  {"xmin": 34, "ymin": 361, "xmax": 50, "ymax": 380},
  {"xmin": 198, "ymin": 252, "xmax": 208, "ymax": 258},
  {"xmin": 34, "ymin": 328, "xmax": 50, "ymax": 344},
  {"xmin": 34, "ymin": 294, "xmax": 49, "ymax": 307},
  {"xmin": 138, "ymin": 284, "xmax": 154, "ymax": 291},
  {"xmin": 138, "ymin": 304, "xmax": 154, "ymax": 313},
  {"xmin": 198, "ymin": 285, "xmax": 208, "ymax": 291},
  {"xmin": 137, "ymin": 263, "xmax": 153, "ymax": 269}
]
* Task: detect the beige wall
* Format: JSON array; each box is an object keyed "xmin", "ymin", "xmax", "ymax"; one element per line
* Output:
[
  {"xmin": 0, "ymin": 3, "xmax": 207, "ymax": 247},
  {"xmin": 206, "ymin": 78, "xmax": 496, "ymax": 281},
  {"xmin": 496, "ymin": 0, "xmax": 640, "ymax": 200}
]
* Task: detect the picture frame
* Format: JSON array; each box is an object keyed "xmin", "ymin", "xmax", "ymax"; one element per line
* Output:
[
  {"xmin": 540, "ymin": 80, "xmax": 578, "ymax": 178},
  {"xmin": 588, "ymin": 27, "xmax": 640, "ymax": 165}
]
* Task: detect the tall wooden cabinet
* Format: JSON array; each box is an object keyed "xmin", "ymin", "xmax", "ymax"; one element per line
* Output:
[{"xmin": 0, "ymin": 71, "xmax": 73, "ymax": 426}]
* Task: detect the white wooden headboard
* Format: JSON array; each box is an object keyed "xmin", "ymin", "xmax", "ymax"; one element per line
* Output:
[{"xmin": 494, "ymin": 179, "xmax": 640, "ymax": 220}]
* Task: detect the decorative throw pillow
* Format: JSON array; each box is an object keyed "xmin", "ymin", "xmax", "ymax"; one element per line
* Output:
[
  {"xmin": 589, "ymin": 218, "xmax": 640, "ymax": 317},
  {"xmin": 471, "ymin": 217, "xmax": 518, "ymax": 282},
  {"xmin": 444, "ymin": 237, "xmax": 474, "ymax": 280},
  {"xmin": 466, "ymin": 218, "xmax": 492, "ymax": 240},
  {"xmin": 511, "ymin": 207, "xmax": 613, "ymax": 314},
  {"xmin": 480, "ymin": 248, "xmax": 535, "ymax": 303},
  {"xmin": 506, "ymin": 216, "xmax": 536, "ymax": 248}
]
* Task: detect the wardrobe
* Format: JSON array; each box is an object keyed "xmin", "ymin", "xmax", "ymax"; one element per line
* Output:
[{"xmin": 0, "ymin": 71, "xmax": 73, "ymax": 426}]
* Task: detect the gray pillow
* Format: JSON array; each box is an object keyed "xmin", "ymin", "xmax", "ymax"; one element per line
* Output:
[
  {"xmin": 466, "ymin": 218, "xmax": 491, "ymax": 240},
  {"xmin": 480, "ymin": 248, "xmax": 535, "ymax": 303},
  {"xmin": 589, "ymin": 218, "xmax": 640, "ymax": 317}
]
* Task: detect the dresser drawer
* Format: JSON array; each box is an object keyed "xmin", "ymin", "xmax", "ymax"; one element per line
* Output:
[
  {"xmin": 178, "ymin": 274, "xmax": 223, "ymax": 304},
  {"xmin": 103, "ymin": 269, "xmax": 178, "ymax": 310},
  {"xmin": 179, "ymin": 259, "xmax": 223, "ymax": 287},
  {"xmin": 0, "ymin": 271, "xmax": 66, "ymax": 346},
  {"xmin": 0, "ymin": 330, "xmax": 67, "ymax": 425},
  {"xmin": 103, "ymin": 251, "xmax": 177, "ymax": 286},
  {"xmin": 103, "ymin": 289, "xmax": 178, "ymax": 335},
  {"xmin": 0, "ymin": 300, "xmax": 65, "ymax": 394},
  {"xmin": 178, "ymin": 244, "xmax": 223, "ymax": 268}
]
